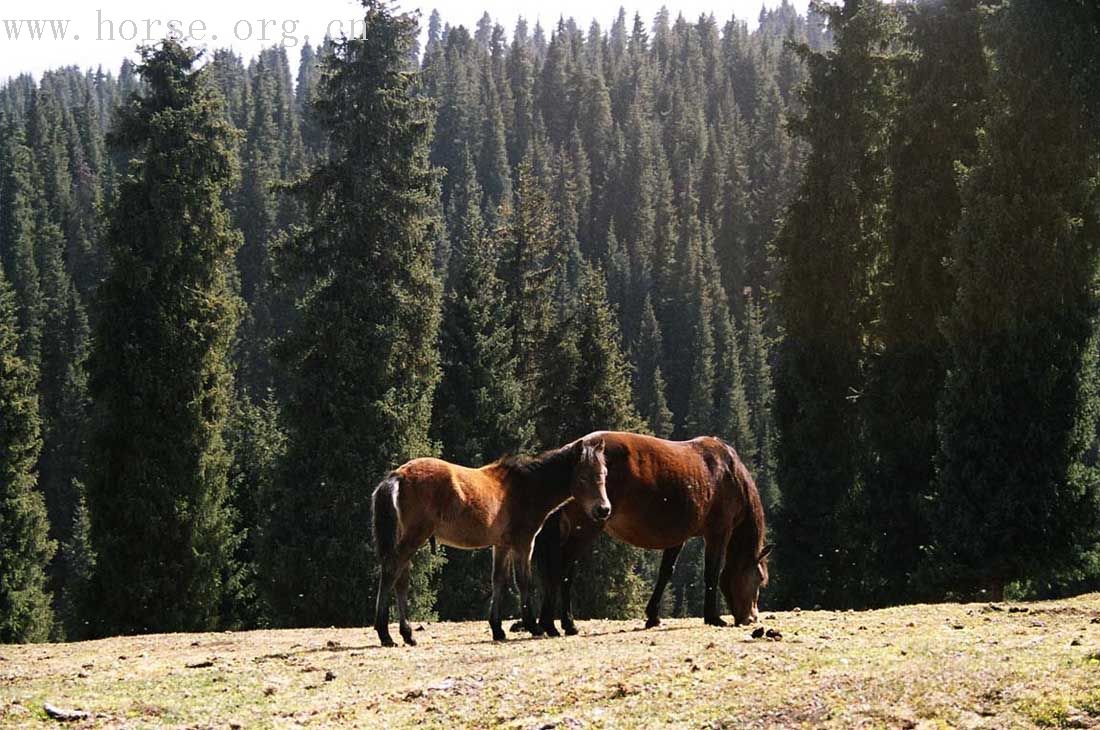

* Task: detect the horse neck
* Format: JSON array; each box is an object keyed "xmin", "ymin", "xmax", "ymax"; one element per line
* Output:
[
  {"xmin": 507, "ymin": 446, "xmax": 577, "ymax": 516},
  {"xmin": 727, "ymin": 461, "xmax": 765, "ymax": 567}
]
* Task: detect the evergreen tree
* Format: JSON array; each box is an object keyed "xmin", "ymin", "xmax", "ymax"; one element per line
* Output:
[
  {"xmin": 538, "ymin": 263, "xmax": 650, "ymax": 619},
  {"xmin": 432, "ymin": 153, "xmax": 531, "ymax": 622},
  {"xmin": 633, "ymin": 294, "xmax": 674, "ymax": 438},
  {"xmin": 434, "ymin": 150, "xmax": 530, "ymax": 465},
  {"xmin": 85, "ymin": 42, "xmax": 241, "ymax": 635},
  {"xmin": 0, "ymin": 268, "xmax": 55, "ymax": 643},
  {"xmin": 499, "ymin": 153, "xmax": 559, "ymax": 415},
  {"xmin": 743, "ymin": 292, "xmax": 778, "ymax": 509},
  {"xmin": 223, "ymin": 396, "xmax": 284, "ymax": 628},
  {"xmin": 933, "ymin": 0, "xmax": 1100, "ymax": 600},
  {"xmin": 772, "ymin": 0, "xmax": 898, "ymax": 608},
  {"xmin": 36, "ymin": 232, "xmax": 90, "ymax": 612},
  {"xmin": 266, "ymin": 1, "xmax": 443, "ymax": 626},
  {"xmin": 0, "ymin": 120, "xmax": 44, "ymax": 367},
  {"xmin": 861, "ymin": 0, "xmax": 986, "ymax": 603}
]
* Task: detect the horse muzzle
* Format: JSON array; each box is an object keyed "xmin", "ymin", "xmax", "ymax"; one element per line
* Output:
[{"xmin": 591, "ymin": 503, "xmax": 611, "ymax": 521}]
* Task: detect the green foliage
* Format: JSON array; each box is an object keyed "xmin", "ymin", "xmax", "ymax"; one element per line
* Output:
[
  {"xmin": 773, "ymin": 0, "xmax": 900, "ymax": 609},
  {"xmin": 85, "ymin": 42, "xmax": 241, "ymax": 636},
  {"xmin": 634, "ymin": 296, "xmax": 674, "ymax": 439},
  {"xmin": 57, "ymin": 481, "xmax": 95, "ymax": 640},
  {"xmin": 861, "ymin": 0, "xmax": 987, "ymax": 603},
  {"xmin": 434, "ymin": 151, "xmax": 531, "ymax": 466},
  {"xmin": 743, "ymin": 293, "xmax": 778, "ymax": 509},
  {"xmin": 265, "ymin": 2, "xmax": 443, "ymax": 627},
  {"xmin": 223, "ymin": 396, "xmax": 285, "ymax": 628},
  {"xmin": 932, "ymin": 0, "xmax": 1100, "ymax": 599},
  {"xmin": 0, "ymin": 268, "xmax": 56, "ymax": 643},
  {"xmin": 10, "ymin": 0, "xmax": 1100, "ymax": 631}
]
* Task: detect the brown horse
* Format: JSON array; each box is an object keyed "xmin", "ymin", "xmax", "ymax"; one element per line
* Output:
[
  {"xmin": 529, "ymin": 431, "xmax": 771, "ymax": 636},
  {"xmin": 372, "ymin": 436, "xmax": 609, "ymax": 647}
]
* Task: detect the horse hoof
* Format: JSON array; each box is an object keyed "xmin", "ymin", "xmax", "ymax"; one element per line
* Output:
[
  {"xmin": 379, "ymin": 635, "xmax": 397, "ymax": 648},
  {"xmin": 563, "ymin": 624, "xmax": 579, "ymax": 636},
  {"xmin": 542, "ymin": 625, "xmax": 561, "ymax": 638},
  {"xmin": 401, "ymin": 632, "xmax": 417, "ymax": 647},
  {"xmin": 705, "ymin": 617, "xmax": 729, "ymax": 628},
  {"xmin": 492, "ymin": 631, "xmax": 507, "ymax": 642},
  {"xmin": 645, "ymin": 617, "xmax": 660, "ymax": 629},
  {"xmin": 527, "ymin": 624, "xmax": 544, "ymax": 637}
]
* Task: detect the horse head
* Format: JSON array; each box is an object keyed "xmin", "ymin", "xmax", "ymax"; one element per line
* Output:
[
  {"xmin": 570, "ymin": 437, "xmax": 610, "ymax": 522},
  {"xmin": 727, "ymin": 543, "xmax": 773, "ymax": 625}
]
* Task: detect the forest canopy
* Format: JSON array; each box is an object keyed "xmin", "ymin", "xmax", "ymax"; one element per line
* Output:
[{"xmin": 0, "ymin": 0, "xmax": 1098, "ymax": 642}]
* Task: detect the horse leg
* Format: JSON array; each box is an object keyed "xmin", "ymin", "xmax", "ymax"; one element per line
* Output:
[
  {"xmin": 645, "ymin": 544, "xmax": 683, "ymax": 629},
  {"xmin": 559, "ymin": 523, "xmax": 601, "ymax": 636},
  {"xmin": 489, "ymin": 545, "xmax": 511, "ymax": 641},
  {"xmin": 374, "ymin": 557, "xmax": 399, "ymax": 647},
  {"xmin": 559, "ymin": 551, "xmax": 581, "ymax": 636},
  {"xmin": 703, "ymin": 536, "xmax": 729, "ymax": 627},
  {"xmin": 395, "ymin": 564, "xmax": 416, "ymax": 646},
  {"xmin": 514, "ymin": 544, "xmax": 544, "ymax": 637},
  {"xmin": 536, "ymin": 517, "xmax": 562, "ymax": 637}
]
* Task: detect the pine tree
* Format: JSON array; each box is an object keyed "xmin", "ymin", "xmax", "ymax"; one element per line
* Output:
[
  {"xmin": 235, "ymin": 56, "xmax": 282, "ymax": 400},
  {"xmin": 223, "ymin": 396, "xmax": 285, "ymax": 628},
  {"xmin": 743, "ymin": 292, "xmax": 778, "ymax": 509},
  {"xmin": 633, "ymin": 295, "xmax": 674, "ymax": 438},
  {"xmin": 861, "ymin": 0, "xmax": 987, "ymax": 603},
  {"xmin": 434, "ymin": 150, "xmax": 531, "ymax": 466},
  {"xmin": 57, "ymin": 481, "xmax": 94, "ymax": 639},
  {"xmin": 538, "ymin": 263, "xmax": 650, "ymax": 619},
  {"xmin": 432, "ymin": 153, "xmax": 531, "ymax": 622},
  {"xmin": 772, "ymin": 0, "xmax": 899, "ymax": 609},
  {"xmin": 0, "ymin": 120, "xmax": 44, "ymax": 367},
  {"xmin": 933, "ymin": 0, "xmax": 1100, "ymax": 600},
  {"xmin": 499, "ymin": 153, "xmax": 559, "ymax": 416},
  {"xmin": 36, "ymin": 231, "xmax": 90, "ymax": 613},
  {"xmin": 266, "ymin": 2, "xmax": 443, "ymax": 626},
  {"xmin": 85, "ymin": 42, "xmax": 241, "ymax": 635},
  {"xmin": 0, "ymin": 267, "xmax": 56, "ymax": 643}
]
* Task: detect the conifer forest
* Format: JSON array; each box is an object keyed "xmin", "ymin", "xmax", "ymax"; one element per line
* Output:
[{"xmin": 1, "ymin": 0, "xmax": 1099, "ymax": 644}]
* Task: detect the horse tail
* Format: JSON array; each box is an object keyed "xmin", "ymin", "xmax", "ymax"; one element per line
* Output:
[{"xmin": 372, "ymin": 473, "xmax": 402, "ymax": 562}]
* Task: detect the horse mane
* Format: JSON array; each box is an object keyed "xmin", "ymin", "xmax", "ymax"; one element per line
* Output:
[
  {"xmin": 723, "ymin": 441, "xmax": 768, "ymax": 572},
  {"xmin": 495, "ymin": 443, "xmax": 578, "ymax": 483}
]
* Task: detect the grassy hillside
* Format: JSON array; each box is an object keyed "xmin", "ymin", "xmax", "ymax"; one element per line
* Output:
[{"xmin": 2, "ymin": 594, "xmax": 1099, "ymax": 728}]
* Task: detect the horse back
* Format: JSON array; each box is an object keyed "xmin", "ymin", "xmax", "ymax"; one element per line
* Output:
[{"xmin": 390, "ymin": 457, "xmax": 509, "ymax": 546}]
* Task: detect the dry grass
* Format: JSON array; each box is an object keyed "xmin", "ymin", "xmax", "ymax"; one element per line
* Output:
[{"xmin": 2, "ymin": 594, "xmax": 1100, "ymax": 728}]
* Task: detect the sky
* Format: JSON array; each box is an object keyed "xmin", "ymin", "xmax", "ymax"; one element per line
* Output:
[{"xmin": 0, "ymin": 0, "xmax": 809, "ymax": 81}]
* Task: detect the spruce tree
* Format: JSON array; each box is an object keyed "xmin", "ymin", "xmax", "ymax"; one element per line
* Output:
[
  {"xmin": 743, "ymin": 292, "xmax": 778, "ymax": 509},
  {"xmin": 435, "ymin": 150, "xmax": 530, "ymax": 465},
  {"xmin": 538, "ymin": 263, "xmax": 650, "ymax": 619},
  {"xmin": 266, "ymin": 1, "xmax": 443, "ymax": 626},
  {"xmin": 634, "ymin": 295, "xmax": 674, "ymax": 438},
  {"xmin": 432, "ymin": 153, "xmax": 530, "ymax": 622},
  {"xmin": 933, "ymin": 0, "xmax": 1100, "ymax": 600},
  {"xmin": 0, "ymin": 120, "xmax": 44, "ymax": 367},
  {"xmin": 861, "ymin": 0, "xmax": 986, "ymax": 603},
  {"xmin": 772, "ymin": 0, "xmax": 898, "ymax": 608},
  {"xmin": 86, "ymin": 42, "xmax": 241, "ymax": 635},
  {"xmin": 0, "ymin": 267, "xmax": 55, "ymax": 643}
]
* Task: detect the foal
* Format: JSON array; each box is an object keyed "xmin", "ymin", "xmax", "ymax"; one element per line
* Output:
[{"xmin": 372, "ymin": 436, "xmax": 609, "ymax": 646}]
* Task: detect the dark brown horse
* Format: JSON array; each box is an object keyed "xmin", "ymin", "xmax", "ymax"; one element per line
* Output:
[
  {"xmin": 372, "ymin": 436, "xmax": 609, "ymax": 646},
  {"xmin": 529, "ymin": 431, "xmax": 771, "ymax": 636}
]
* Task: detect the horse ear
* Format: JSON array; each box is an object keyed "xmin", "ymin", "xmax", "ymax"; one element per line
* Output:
[
  {"xmin": 758, "ymin": 544, "xmax": 774, "ymax": 562},
  {"xmin": 592, "ymin": 438, "xmax": 605, "ymax": 455}
]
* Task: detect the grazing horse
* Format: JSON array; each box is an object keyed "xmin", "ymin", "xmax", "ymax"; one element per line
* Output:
[
  {"xmin": 372, "ymin": 436, "xmax": 610, "ymax": 647},
  {"xmin": 529, "ymin": 431, "xmax": 771, "ymax": 636}
]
